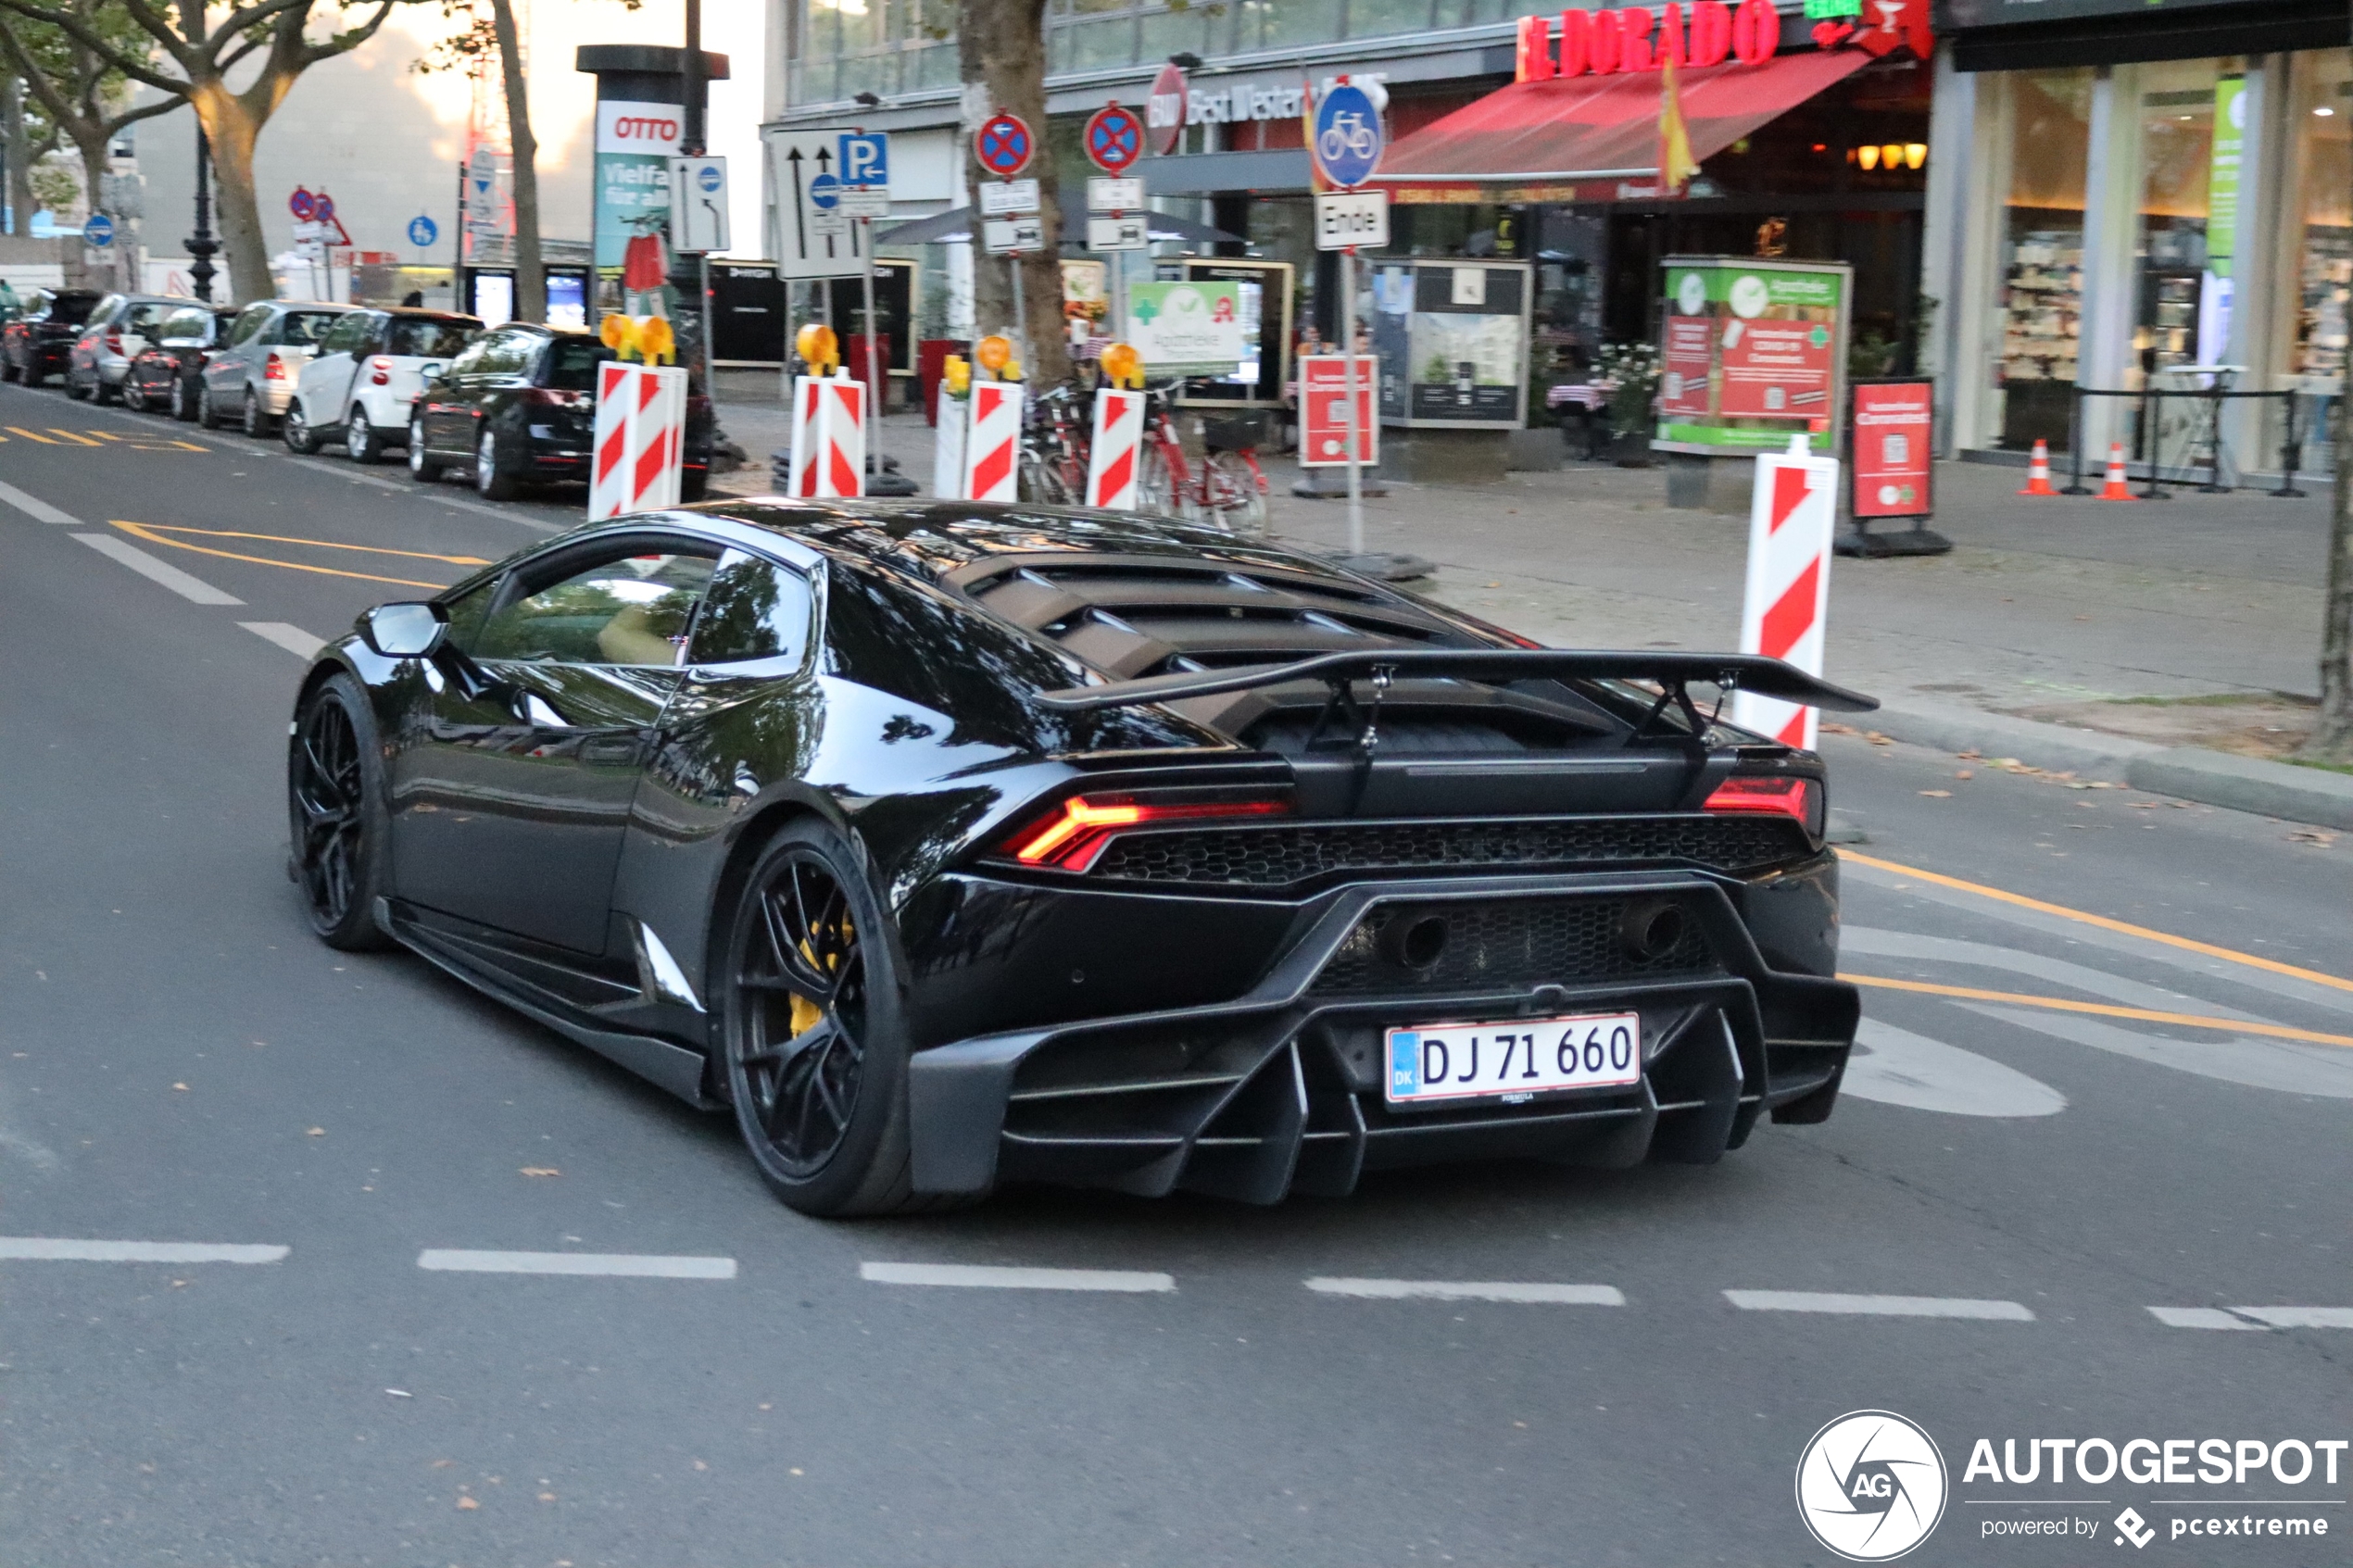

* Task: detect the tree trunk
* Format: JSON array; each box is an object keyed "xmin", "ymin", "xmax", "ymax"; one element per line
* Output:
[
  {"xmin": 1, "ymin": 75, "xmax": 27, "ymax": 236},
  {"xmin": 191, "ymin": 85, "xmax": 272, "ymax": 304},
  {"xmin": 73, "ymin": 129, "xmax": 116, "ymax": 289},
  {"xmin": 486, "ymin": 0, "xmax": 543, "ymax": 322},
  {"xmin": 957, "ymin": 0, "xmax": 1069, "ymax": 386},
  {"xmin": 2303, "ymin": 397, "xmax": 2353, "ymax": 760}
]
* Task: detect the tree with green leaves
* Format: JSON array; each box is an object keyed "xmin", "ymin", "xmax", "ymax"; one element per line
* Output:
[
  {"xmin": 0, "ymin": 0, "xmax": 431, "ymax": 302},
  {"xmin": 0, "ymin": 0, "xmax": 177, "ymax": 284}
]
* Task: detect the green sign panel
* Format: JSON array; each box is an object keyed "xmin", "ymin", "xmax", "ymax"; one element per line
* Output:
[{"xmin": 1654, "ymin": 257, "xmax": 1851, "ymax": 454}]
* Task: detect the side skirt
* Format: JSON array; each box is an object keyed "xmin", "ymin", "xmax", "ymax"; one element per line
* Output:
[{"xmin": 378, "ymin": 898, "xmax": 721, "ymax": 1110}]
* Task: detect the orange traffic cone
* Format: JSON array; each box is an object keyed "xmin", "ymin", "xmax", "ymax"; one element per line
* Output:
[
  {"xmin": 2018, "ymin": 439, "xmax": 2057, "ymax": 496},
  {"xmin": 2096, "ymin": 442, "xmax": 2136, "ymax": 501}
]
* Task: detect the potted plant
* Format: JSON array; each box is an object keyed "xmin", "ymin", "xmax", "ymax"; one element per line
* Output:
[{"xmin": 1594, "ymin": 340, "xmax": 1663, "ymax": 467}]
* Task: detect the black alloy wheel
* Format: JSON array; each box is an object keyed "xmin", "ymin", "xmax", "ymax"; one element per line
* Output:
[
  {"xmin": 286, "ymin": 675, "xmax": 392, "ymax": 951},
  {"xmin": 722, "ymin": 824, "xmax": 923, "ymax": 1215}
]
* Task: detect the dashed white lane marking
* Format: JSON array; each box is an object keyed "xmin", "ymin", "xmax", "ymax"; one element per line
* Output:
[
  {"xmin": 1724, "ymin": 1290, "xmax": 2035, "ymax": 1321},
  {"xmin": 861, "ymin": 1261, "xmax": 1176, "ymax": 1293},
  {"xmin": 1305, "ymin": 1277, "xmax": 1625, "ymax": 1305},
  {"xmin": 72, "ymin": 532, "xmax": 243, "ymax": 605},
  {"xmin": 0, "ymin": 1237, "xmax": 287, "ymax": 1263},
  {"xmin": 0, "ymin": 477, "xmax": 82, "ymax": 525},
  {"xmin": 417, "ymin": 1249, "xmax": 736, "ymax": 1279},
  {"xmin": 1842, "ymin": 1019, "xmax": 2069, "ymax": 1118},
  {"xmin": 239, "ymin": 621, "xmax": 326, "ymax": 659},
  {"xmin": 2195, "ymin": 1306, "xmax": 2353, "ymax": 1329},
  {"xmin": 286, "ymin": 455, "xmax": 563, "ymax": 533},
  {"xmin": 2149, "ymin": 1307, "xmax": 2271, "ymax": 1330}
]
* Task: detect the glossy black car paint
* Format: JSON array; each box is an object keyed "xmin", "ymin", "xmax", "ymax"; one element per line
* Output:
[
  {"xmin": 295, "ymin": 499, "xmax": 1867, "ymax": 1205},
  {"xmin": 0, "ymin": 289, "xmax": 102, "ymax": 385},
  {"xmin": 409, "ymin": 322, "xmax": 715, "ymax": 495}
]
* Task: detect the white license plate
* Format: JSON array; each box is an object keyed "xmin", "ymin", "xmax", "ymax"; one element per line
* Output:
[{"xmin": 1385, "ymin": 1012, "xmax": 1641, "ymax": 1106}]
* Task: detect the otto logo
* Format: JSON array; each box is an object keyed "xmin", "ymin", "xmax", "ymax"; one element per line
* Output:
[
  {"xmin": 1795, "ymin": 1411, "xmax": 1948, "ymax": 1562},
  {"xmin": 610, "ymin": 116, "xmax": 679, "ymax": 141}
]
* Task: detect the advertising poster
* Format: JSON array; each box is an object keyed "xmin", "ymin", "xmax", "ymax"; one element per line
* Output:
[
  {"xmin": 1852, "ymin": 378, "xmax": 1934, "ymax": 518},
  {"xmin": 1654, "ymin": 257, "xmax": 1849, "ymax": 453},
  {"xmin": 1125, "ymin": 281, "xmax": 1244, "ymax": 375},
  {"xmin": 594, "ymin": 100, "xmax": 682, "ymax": 272},
  {"xmin": 1299, "ymin": 355, "xmax": 1379, "ymax": 466},
  {"xmin": 1368, "ymin": 261, "xmax": 1530, "ymax": 427}
]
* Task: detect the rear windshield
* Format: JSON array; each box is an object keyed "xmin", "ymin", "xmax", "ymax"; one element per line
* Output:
[
  {"xmin": 123, "ymin": 302, "xmax": 174, "ymax": 332},
  {"xmin": 544, "ymin": 338, "xmax": 611, "ymax": 391},
  {"xmin": 47, "ymin": 295, "xmax": 98, "ymax": 325},
  {"xmin": 386, "ymin": 318, "xmax": 473, "ymax": 358},
  {"xmin": 277, "ymin": 311, "xmax": 345, "ymax": 346}
]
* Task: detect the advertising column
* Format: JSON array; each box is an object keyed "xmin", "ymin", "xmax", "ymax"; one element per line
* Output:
[{"xmin": 596, "ymin": 100, "xmax": 683, "ymax": 310}]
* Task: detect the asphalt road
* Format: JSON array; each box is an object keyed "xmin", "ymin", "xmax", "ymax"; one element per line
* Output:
[{"xmin": 0, "ymin": 377, "xmax": 2347, "ymax": 1567}]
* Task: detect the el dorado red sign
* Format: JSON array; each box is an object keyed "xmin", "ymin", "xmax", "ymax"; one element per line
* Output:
[
  {"xmin": 1852, "ymin": 379, "xmax": 1933, "ymax": 519},
  {"xmin": 1513, "ymin": 0, "xmax": 1931, "ymax": 81}
]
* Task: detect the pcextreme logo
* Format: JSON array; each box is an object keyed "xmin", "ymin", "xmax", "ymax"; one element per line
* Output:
[{"xmin": 1796, "ymin": 1410, "xmax": 1950, "ymax": 1561}]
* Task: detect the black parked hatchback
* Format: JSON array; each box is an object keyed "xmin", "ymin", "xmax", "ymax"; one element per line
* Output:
[{"xmin": 408, "ymin": 321, "xmax": 714, "ymax": 501}]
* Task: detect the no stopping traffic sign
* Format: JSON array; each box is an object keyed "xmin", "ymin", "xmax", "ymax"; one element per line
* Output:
[{"xmin": 975, "ymin": 111, "xmax": 1034, "ymax": 178}]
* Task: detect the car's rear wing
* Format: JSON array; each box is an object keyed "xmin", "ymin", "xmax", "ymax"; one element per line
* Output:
[{"xmin": 1034, "ymin": 649, "xmax": 1879, "ymax": 715}]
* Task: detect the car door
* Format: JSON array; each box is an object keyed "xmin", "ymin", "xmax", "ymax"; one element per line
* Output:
[
  {"xmin": 304, "ymin": 311, "xmax": 371, "ymax": 424},
  {"xmin": 208, "ymin": 304, "xmax": 271, "ymax": 398},
  {"xmin": 422, "ymin": 331, "xmax": 505, "ymax": 450},
  {"xmin": 389, "ymin": 533, "xmax": 723, "ymax": 954}
]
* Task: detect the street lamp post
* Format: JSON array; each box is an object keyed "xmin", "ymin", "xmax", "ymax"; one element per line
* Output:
[
  {"xmin": 186, "ymin": 127, "xmax": 218, "ymax": 303},
  {"xmin": 669, "ymin": 0, "xmax": 711, "ymax": 393}
]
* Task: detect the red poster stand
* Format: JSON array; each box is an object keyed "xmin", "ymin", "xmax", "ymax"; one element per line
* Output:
[{"xmin": 1837, "ymin": 377, "xmax": 1951, "ymax": 558}]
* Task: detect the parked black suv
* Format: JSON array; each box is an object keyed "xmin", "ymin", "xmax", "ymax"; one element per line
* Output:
[
  {"xmin": 407, "ymin": 322, "xmax": 714, "ymax": 501},
  {"xmin": 0, "ymin": 289, "xmax": 104, "ymax": 387}
]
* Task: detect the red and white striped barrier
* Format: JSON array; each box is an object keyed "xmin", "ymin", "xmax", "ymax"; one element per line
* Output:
[
  {"xmin": 787, "ymin": 371, "xmax": 867, "ymax": 498},
  {"xmin": 932, "ymin": 395, "xmax": 967, "ymax": 498},
  {"xmin": 589, "ymin": 362, "xmax": 689, "ymax": 521},
  {"xmin": 1085, "ymin": 386, "xmax": 1144, "ymax": 510},
  {"xmin": 961, "ymin": 381, "xmax": 1022, "ymax": 503},
  {"xmin": 1733, "ymin": 437, "xmax": 1839, "ymax": 750}
]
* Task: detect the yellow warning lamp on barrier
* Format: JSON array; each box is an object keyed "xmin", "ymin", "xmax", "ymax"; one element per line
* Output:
[
  {"xmin": 636, "ymin": 315, "xmax": 675, "ymax": 366},
  {"xmin": 599, "ymin": 313, "xmax": 634, "ymax": 354},
  {"xmin": 1100, "ymin": 341, "xmax": 1142, "ymax": 390},
  {"xmin": 797, "ymin": 322, "xmax": 840, "ymax": 374},
  {"xmin": 942, "ymin": 355, "xmax": 971, "ymax": 397},
  {"xmin": 975, "ymin": 334, "xmax": 1013, "ymax": 379}
]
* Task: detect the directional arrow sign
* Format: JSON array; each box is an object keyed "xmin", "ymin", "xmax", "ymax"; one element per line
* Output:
[{"xmin": 766, "ymin": 128, "xmax": 867, "ymax": 279}]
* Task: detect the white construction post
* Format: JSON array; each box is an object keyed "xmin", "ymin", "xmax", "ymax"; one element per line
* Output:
[{"xmin": 1733, "ymin": 434, "xmax": 1841, "ymax": 749}]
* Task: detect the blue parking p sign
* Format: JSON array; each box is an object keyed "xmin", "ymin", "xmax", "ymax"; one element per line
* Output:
[{"xmin": 839, "ymin": 132, "xmax": 888, "ymax": 190}]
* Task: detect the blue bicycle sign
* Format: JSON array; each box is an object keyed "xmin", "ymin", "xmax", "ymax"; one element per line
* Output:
[
  {"xmin": 1313, "ymin": 82, "xmax": 1384, "ymax": 189},
  {"xmin": 408, "ymin": 214, "xmax": 438, "ymax": 247}
]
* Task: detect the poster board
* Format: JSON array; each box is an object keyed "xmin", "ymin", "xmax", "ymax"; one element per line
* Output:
[
  {"xmin": 1652, "ymin": 256, "xmax": 1851, "ymax": 456},
  {"xmin": 1171, "ymin": 257, "xmax": 1295, "ymax": 409},
  {"xmin": 1369, "ymin": 259, "xmax": 1532, "ymax": 430}
]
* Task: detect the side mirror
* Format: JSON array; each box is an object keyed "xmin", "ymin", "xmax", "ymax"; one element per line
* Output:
[
  {"xmin": 418, "ymin": 361, "xmax": 446, "ymax": 380},
  {"xmin": 359, "ymin": 600, "xmax": 447, "ymax": 659}
]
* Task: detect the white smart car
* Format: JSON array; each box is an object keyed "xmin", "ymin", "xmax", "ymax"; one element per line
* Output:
[{"xmin": 284, "ymin": 307, "xmax": 480, "ymax": 463}]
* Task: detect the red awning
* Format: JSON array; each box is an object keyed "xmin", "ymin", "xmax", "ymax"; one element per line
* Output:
[{"xmin": 1373, "ymin": 50, "xmax": 1869, "ymax": 203}]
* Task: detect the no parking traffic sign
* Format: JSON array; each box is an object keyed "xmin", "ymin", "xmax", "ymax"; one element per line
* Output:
[
  {"xmin": 1084, "ymin": 103, "xmax": 1143, "ymax": 174},
  {"xmin": 975, "ymin": 111, "xmax": 1034, "ymax": 178}
]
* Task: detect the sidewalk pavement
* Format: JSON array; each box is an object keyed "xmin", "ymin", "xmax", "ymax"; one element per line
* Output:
[{"xmin": 709, "ymin": 399, "xmax": 2352, "ymax": 829}]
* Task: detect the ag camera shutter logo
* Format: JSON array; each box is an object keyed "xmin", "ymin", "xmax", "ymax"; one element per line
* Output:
[{"xmin": 1796, "ymin": 1410, "xmax": 1948, "ymax": 1561}]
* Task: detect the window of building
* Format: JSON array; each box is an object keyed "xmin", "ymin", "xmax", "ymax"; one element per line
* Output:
[
  {"xmin": 1992, "ymin": 68, "xmax": 2092, "ymax": 451},
  {"xmin": 2290, "ymin": 50, "xmax": 2352, "ymax": 385},
  {"xmin": 2130, "ymin": 58, "xmax": 2239, "ymax": 383}
]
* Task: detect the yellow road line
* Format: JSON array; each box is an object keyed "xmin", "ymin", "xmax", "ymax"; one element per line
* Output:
[
  {"xmin": 1843, "ymin": 973, "xmax": 2353, "ymax": 1050},
  {"xmin": 1842, "ymin": 848, "xmax": 2353, "ymax": 997},
  {"xmin": 119, "ymin": 521, "xmax": 490, "ymax": 568},
  {"xmin": 6, "ymin": 426, "xmax": 60, "ymax": 443},
  {"xmin": 108, "ymin": 521, "xmax": 459, "ymax": 591},
  {"xmin": 43, "ymin": 428, "xmax": 101, "ymax": 445}
]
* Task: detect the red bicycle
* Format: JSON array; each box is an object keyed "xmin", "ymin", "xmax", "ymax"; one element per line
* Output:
[{"xmin": 1137, "ymin": 385, "xmax": 1269, "ymax": 533}]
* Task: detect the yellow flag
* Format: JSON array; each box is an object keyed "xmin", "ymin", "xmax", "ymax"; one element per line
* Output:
[{"xmin": 1658, "ymin": 50, "xmax": 1701, "ymax": 195}]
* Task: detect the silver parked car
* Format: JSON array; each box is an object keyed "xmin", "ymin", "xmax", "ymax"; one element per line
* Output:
[
  {"xmin": 197, "ymin": 299, "xmax": 356, "ymax": 437},
  {"xmin": 66, "ymin": 293, "xmax": 193, "ymax": 404}
]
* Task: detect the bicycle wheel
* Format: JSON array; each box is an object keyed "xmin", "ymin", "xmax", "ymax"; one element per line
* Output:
[
  {"xmin": 1019, "ymin": 450, "xmax": 1071, "ymax": 505},
  {"xmin": 1202, "ymin": 453, "xmax": 1266, "ymax": 534}
]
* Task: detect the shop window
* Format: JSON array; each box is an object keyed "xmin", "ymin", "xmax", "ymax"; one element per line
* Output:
[
  {"xmin": 1992, "ymin": 69, "xmax": 2091, "ymax": 452},
  {"xmin": 2130, "ymin": 60, "xmax": 2240, "ymax": 387},
  {"xmin": 2291, "ymin": 52, "xmax": 2353, "ymax": 385}
]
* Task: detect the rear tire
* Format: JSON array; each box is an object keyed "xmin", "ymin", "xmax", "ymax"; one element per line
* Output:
[
  {"xmin": 197, "ymin": 383, "xmax": 222, "ymax": 428},
  {"xmin": 242, "ymin": 389, "xmax": 272, "ymax": 438},
  {"xmin": 121, "ymin": 378, "xmax": 146, "ymax": 413},
  {"xmin": 170, "ymin": 376, "xmax": 197, "ymax": 422},
  {"xmin": 0, "ymin": 353, "xmax": 19, "ymax": 384},
  {"xmin": 287, "ymin": 674, "xmax": 395, "ymax": 952},
  {"xmin": 718, "ymin": 822, "xmax": 930, "ymax": 1216},
  {"xmin": 473, "ymin": 424, "xmax": 519, "ymax": 501},
  {"xmin": 22, "ymin": 363, "xmax": 44, "ymax": 388},
  {"xmin": 65, "ymin": 368, "xmax": 91, "ymax": 401}
]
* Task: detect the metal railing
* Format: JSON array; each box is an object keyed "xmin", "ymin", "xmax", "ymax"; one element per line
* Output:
[{"xmin": 2053, "ymin": 376, "xmax": 2336, "ymax": 499}]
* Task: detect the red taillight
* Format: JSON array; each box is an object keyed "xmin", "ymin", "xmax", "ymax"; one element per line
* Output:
[
  {"xmin": 1003, "ymin": 794, "xmax": 1288, "ymax": 873},
  {"xmin": 264, "ymin": 353, "xmax": 286, "ymax": 381},
  {"xmin": 104, "ymin": 332, "xmax": 123, "ymax": 355},
  {"xmin": 1705, "ymin": 775, "xmax": 1819, "ymax": 833},
  {"xmin": 369, "ymin": 356, "xmax": 392, "ymax": 385}
]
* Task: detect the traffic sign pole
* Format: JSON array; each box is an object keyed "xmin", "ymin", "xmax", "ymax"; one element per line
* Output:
[{"xmin": 1343, "ymin": 247, "xmax": 1361, "ymax": 554}]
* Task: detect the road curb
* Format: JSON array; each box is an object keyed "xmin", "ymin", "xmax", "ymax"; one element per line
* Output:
[
  {"xmin": 2124, "ymin": 746, "xmax": 2353, "ymax": 831},
  {"xmin": 1860, "ymin": 699, "xmax": 2353, "ymax": 830}
]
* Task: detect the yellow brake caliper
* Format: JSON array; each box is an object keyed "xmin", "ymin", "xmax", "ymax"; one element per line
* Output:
[{"xmin": 786, "ymin": 911, "xmax": 851, "ymax": 1038}]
